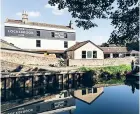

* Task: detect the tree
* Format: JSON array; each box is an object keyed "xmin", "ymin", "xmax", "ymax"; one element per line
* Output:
[
  {"xmin": 108, "ymin": 0, "xmax": 139, "ymax": 45},
  {"xmin": 48, "ymin": 0, "xmax": 139, "ymax": 45},
  {"xmin": 48, "ymin": 0, "xmax": 115, "ymax": 29}
]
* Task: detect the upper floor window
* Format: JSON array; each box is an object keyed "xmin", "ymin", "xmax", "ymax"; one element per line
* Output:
[
  {"xmin": 64, "ymin": 41, "xmax": 68, "ymax": 48},
  {"xmin": 93, "ymin": 51, "xmax": 97, "ymax": 58},
  {"xmin": 82, "ymin": 51, "xmax": 86, "ymax": 58},
  {"xmin": 36, "ymin": 31, "xmax": 40, "ymax": 36},
  {"xmin": 36, "ymin": 40, "xmax": 41, "ymax": 47},
  {"xmin": 51, "ymin": 32, "xmax": 55, "ymax": 37},
  {"xmin": 64, "ymin": 33, "xmax": 67, "ymax": 38}
]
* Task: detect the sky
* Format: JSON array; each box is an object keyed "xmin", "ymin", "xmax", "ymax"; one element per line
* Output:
[{"xmin": 1, "ymin": 0, "xmax": 115, "ymax": 45}]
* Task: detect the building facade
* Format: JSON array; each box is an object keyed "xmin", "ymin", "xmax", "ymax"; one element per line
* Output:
[
  {"xmin": 65, "ymin": 40, "xmax": 104, "ymax": 59},
  {"xmin": 4, "ymin": 11, "xmax": 76, "ymax": 52}
]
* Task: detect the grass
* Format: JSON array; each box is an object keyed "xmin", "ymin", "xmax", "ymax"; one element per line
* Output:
[{"xmin": 79, "ymin": 64, "xmax": 131, "ymax": 74}]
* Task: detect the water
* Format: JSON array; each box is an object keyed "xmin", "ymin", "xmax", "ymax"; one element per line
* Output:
[
  {"xmin": 59, "ymin": 85, "xmax": 139, "ymax": 114},
  {"xmin": 1, "ymin": 74, "xmax": 139, "ymax": 114}
]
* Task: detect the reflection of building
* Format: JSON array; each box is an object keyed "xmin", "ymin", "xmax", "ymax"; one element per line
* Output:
[
  {"xmin": 2, "ymin": 90, "xmax": 76, "ymax": 114},
  {"xmin": 71, "ymin": 87, "xmax": 104, "ymax": 104}
]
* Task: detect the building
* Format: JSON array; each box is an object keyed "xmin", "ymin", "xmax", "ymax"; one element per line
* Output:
[
  {"xmin": 4, "ymin": 11, "xmax": 76, "ymax": 56},
  {"xmin": 65, "ymin": 40, "xmax": 104, "ymax": 59},
  {"xmin": 128, "ymin": 50, "xmax": 140, "ymax": 57},
  {"xmin": 100, "ymin": 46, "xmax": 128, "ymax": 58},
  {"xmin": 71, "ymin": 87, "xmax": 104, "ymax": 104}
]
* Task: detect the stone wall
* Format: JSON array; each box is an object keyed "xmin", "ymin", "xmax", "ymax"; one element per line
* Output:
[
  {"xmin": 1, "ymin": 50, "xmax": 59, "ymax": 66},
  {"xmin": 69, "ymin": 57, "xmax": 136, "ymax": 66}
]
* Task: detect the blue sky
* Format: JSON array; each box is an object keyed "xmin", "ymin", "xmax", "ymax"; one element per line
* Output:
[{"xmin": 1, "ymin": 0, "xmax": 115, "ymax": 45}]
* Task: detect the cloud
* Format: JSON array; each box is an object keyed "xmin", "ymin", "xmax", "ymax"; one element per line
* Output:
[
  {"xmin": 16, "ymin": 11, "xmax": 41, "ymax": 17},
  {"xmin": 45, "ymin": 4, "xmax": 68, "ymax": 15}
]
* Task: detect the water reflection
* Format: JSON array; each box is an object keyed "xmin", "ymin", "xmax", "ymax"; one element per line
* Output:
[{"xmin": 1, "ymin": 73, "xmax": 139, "ymax": 114}]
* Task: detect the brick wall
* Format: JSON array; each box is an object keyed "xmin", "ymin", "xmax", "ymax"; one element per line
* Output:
[
  {"xmin": 1, "ymin": 50, "xmax": 59, "ymax": 66},
  {"xmin": 69, "ymin": 57, "xmax": 136, "ymax": 66}
]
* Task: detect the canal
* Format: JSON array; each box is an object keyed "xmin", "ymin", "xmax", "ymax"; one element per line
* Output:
[
  {"xmin": 59, "ymin": 85, "xmax": 139, "ymax": 114},
  {"xmin": 1, "ymin": 73, "xmax": 139, "ymax": 114}
]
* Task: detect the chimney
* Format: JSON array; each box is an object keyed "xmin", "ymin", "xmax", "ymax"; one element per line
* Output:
[
  {"xmin": 22, "ymin": 10, "xmax": 28, "ymax": 24},
  {"xmin": 69, "ymin": 20, "xmax": 73, "ymax": 28}
]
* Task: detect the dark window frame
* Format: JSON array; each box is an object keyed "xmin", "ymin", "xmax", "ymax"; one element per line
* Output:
[
  {"xmin": 82, "ymin": 89, "xmax": 86, "ymax": 95},
  {"xmin": 82, "ymin": 51, "xmax": 86, "ymax": 59},
  {"xmin": 93, "ymin": 51, "xmax": 97, "ymax": 58},
  {"xmin": 51, "ymin": 32, "xmax": 55, "ymax": 37},
  {"xmin": 36, "ymin": 31, "xmax": 40, "ymax": 36},
  {"xmin": 64, "ymin": 41, "xmax": 68, "ymax": 48},
  {"xmin": 64, "ymin": 33, "xmax": 67, "ymax": 38},
  {"xmin": 36, "ymin": 40, "xmax": 41, "ymax": 47}
]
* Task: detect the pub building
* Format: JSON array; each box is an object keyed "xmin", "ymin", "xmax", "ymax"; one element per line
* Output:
[{"xmin": 4, "ymin": 11, "xmax": 76, "ymax": 57}]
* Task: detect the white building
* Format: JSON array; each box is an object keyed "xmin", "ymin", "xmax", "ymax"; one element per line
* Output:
[
  {"xmin": 4, "ymin": 11, "xmax": 76, "ymax": 55},
  {"xmin": 65, "ymin": 40, "xmax": 104, "ymax": 59}
]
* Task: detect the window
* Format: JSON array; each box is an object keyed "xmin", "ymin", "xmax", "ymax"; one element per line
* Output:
[
  {"xmin": 87, "ymin": 51, "xmax": 92, "ymax": 58},
  {"xmin": 36, "ymin": 106, "xmax": 40, "ymax": 112},
  {"xmin": 36, "ymin": 40, "xmax": 41, "ymax": 47},
  {"xmin": 82, "ymin": 89, "xmax": 86, "ymax": 95},
  {"xmin": 88, "ymin": 88, "xmax": 92, "ymax": 93},
  {"xmin": 82, "ymin": 51, "xmax": 86, "ymax": 58},
  {"xmin": 64, "ymin": 33, "xmax": 67, "ymax": 38},
  {"xmin": 64, "ymin": 41, "xmax": 68, "ymax": 48},
  {"xmin": 51, "ymin": 32, "xmax": 55, "ymax": 37},
  {"xmin": 113, "ymin": 54, "xmax": 119, "ymax": 58},
  {"xmin": 104, "ymin": 54, "xmax": 110, "ymax": 58},
  {"xmin": 93, "ymin": 88, "xmax": 97, "ymax": 93},
  {"xmin": 93, "ymin": 51, "xmax": 97, "ymax": 58},
  {"xmin": 36, "ymin": 31, "xmax": 40, "ymax": 36}
]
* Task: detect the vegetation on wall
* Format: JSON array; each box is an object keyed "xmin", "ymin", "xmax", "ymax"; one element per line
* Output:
[{"xmin": 79, "ymin": 65, "xmax": 131, "ymax": 84}]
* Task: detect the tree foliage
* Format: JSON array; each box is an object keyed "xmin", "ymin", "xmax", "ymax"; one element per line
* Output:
[
  {"xmin": 48, "ymin": 0, "xmax": 139, "ymax": 45},
  {"xmin": 108, "ymin": 0, "xmax": 139, "ymax": 45},
  {"xmin": 48, "ymin": 0, "xmax": 115, "ymax": 29}
]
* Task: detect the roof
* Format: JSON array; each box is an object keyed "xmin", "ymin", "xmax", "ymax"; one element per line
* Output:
[
  {"xmin": 0, "ymin": 39, "xmax": 21, "ymax": 50},
  {"xmin": 73, "ymin": 87, "xmax": 104, "ymax": 104},
  {"xmin": 5, "ymin": 19, "xmax": 73, "ymax": 30},
  {"xmin": 100, "ymin": 47, "xmax": 128, "ymax": 53},
  {"xmin": 25, "ymin": 49, "xmax": 64, "ymax": 54},
  {"xmin": 65, "ymin": 40, "xmax": 103, "ymax": 52},
  {"xmin": 128, "ymin": 50, "xmax": 140, "ymax": 54}
]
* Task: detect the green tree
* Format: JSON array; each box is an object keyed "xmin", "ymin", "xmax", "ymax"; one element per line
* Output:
[
  {"xmin": 48, "ymin": 0, "xmax": 139, "ymax": 45},
  {"xmin": 108, "ymin": 0, "xmax": 139, "ymax": 45}
]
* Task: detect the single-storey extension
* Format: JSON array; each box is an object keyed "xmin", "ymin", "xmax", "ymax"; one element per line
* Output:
[{"xmin": 100, "ymin": 47, "xmax": 128, "ymax": 58}]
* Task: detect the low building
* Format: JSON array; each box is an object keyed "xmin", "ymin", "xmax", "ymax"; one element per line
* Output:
[
  {"xmin": 128, "ymin": 50, "xmax": 140, "ymax": 57},
  {"xmin": 65, "ymin": 40, "xmax": 104, "ymax": 59},
  {"xmin": 100, "ymin": 46, "xmax": 128, "ymax": 58}
]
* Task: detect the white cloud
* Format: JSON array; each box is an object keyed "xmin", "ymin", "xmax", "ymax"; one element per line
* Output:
[
  {"xmin": 16, "ymin": 11, "xmax": 41, "ymax": 17},
  {"xmin": 45, "ymin": 4, "xmax": 68, "ymax": 15}
]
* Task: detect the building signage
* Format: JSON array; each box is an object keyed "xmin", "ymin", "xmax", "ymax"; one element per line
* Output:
[
  {"xmin": 5, "ymin": 107, "xmax": 34, "ymax": 114},
  {"xmin": 5, "ymin": 27, "xmax": 34, "ymax": 37},
  {"xmin": 55, "ymin": 32, "xmax": 65, "ymax": 38},
  {"xmin": 53, "ymin": 101, "xmax": 67, "ymax": 109}
]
